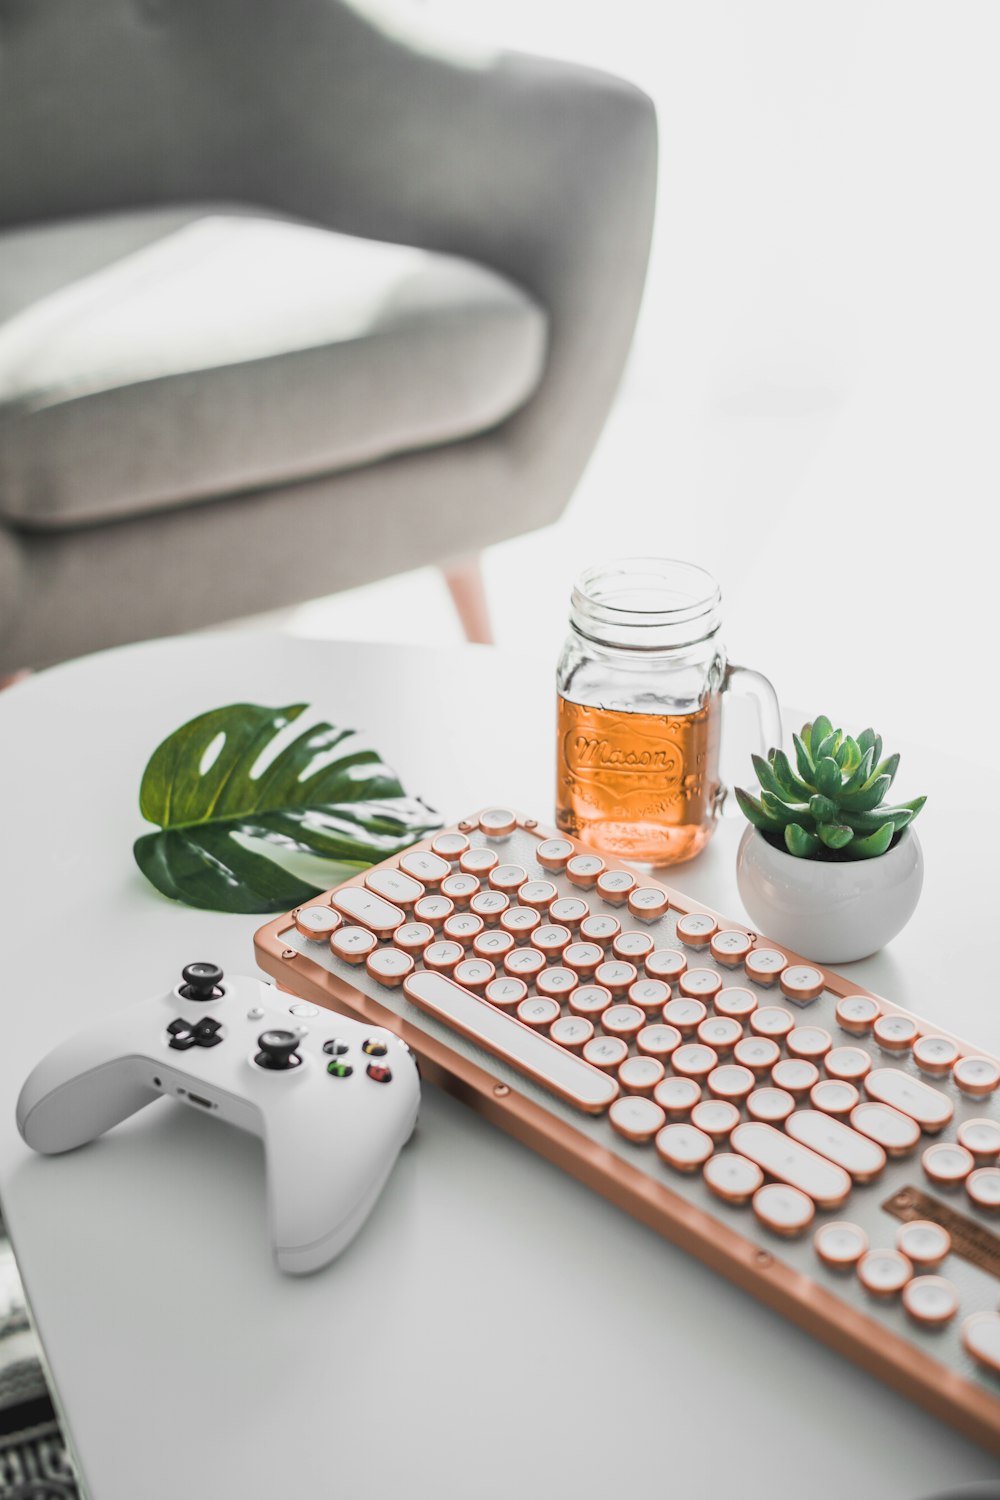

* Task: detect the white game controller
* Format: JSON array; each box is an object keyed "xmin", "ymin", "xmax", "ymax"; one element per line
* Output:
[{"xmin": 16, "ymin": 963, "xmax": 420, "ymax": 1274}]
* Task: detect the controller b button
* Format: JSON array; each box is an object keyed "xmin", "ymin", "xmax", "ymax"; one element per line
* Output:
[{"xmin": 367, "ymin": 1064, "xmax": 392, "ymax": 1083}]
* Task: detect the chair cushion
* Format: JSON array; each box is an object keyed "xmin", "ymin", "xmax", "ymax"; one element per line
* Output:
[{"xmin": 0, "ymin": 207, "xmax": 547, "ymax": 529}]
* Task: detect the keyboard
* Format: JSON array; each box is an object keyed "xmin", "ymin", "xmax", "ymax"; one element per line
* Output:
[{"xmin": 254, "ymin": 807, "xmax": 1000, "ymax": 1454}]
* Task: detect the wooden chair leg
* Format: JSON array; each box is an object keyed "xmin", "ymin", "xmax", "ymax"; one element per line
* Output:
[{"xmin": 441, "ymin": 555, "xmax": 493, "ymax": 644}]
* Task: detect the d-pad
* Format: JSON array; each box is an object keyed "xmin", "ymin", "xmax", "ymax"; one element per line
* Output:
[{"xmin": 167, "ymin": 1017, "xmax": 223, "ymax": 1051}]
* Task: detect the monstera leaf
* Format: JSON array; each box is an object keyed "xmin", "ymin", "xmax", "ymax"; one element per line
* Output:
[{"xmin": 134, "ymin": 702, "xmax": 440, "ymax": 912}]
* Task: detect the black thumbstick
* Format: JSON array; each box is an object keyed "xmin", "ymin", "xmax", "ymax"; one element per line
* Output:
[
  {"xmin": 179, "ymin": 962, "xmax": 224, "ymax": 1001},
  {"xmin": 254, "ymin": 1029, "xmax": 303, "ymax": 1071}
]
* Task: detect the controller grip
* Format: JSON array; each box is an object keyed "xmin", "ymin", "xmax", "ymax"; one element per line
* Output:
[{"xmin": 18, "ymin": 1044, "xmax": 160, "ymax": 1154}]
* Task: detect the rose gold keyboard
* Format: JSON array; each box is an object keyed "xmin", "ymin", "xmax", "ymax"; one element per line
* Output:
[{"xmin": 254, "ymin": 808, "xmax": 1000, "ymax": 1455}]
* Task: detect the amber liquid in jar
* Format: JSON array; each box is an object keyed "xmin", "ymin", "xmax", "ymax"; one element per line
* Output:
[{"xmin": 556, "ymin": 694, "xmax": 722, "ymax": 864}]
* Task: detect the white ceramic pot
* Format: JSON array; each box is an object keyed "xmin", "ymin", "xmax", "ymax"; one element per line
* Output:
[{"xmin": 735, "ymin": 825, "xmax": 924, "ymax": 965}]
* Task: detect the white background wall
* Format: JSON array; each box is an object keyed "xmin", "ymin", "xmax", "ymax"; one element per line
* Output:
[{"xmin": 289, "ymin": 1, "xmax": 999, "ymax": 766}]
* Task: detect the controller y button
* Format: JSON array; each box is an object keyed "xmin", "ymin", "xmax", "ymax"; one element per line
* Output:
[{"xmin": 362, "ymin": 1040, "xmax": 389, "ymax": 1057}]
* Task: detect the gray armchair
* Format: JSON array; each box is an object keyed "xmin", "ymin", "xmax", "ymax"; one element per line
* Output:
[{"xmin": 0, "ymin": 0, "xmax": 657, "ymax": 673}]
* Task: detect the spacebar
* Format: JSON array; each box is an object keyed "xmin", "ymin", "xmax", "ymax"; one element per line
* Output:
[{"xmin": 403, "ymin": 970, "xmax": 619, "ymax": 1115}]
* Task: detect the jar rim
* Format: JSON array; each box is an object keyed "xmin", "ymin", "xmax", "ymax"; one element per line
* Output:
[{"xmin": 570, "ymin": 557, "xmax": 722, "ymax": 649}]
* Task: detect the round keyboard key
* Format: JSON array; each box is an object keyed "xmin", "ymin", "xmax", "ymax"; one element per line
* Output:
[
  {"xmin": 489, "ymin": 863, "xmax": 528, "ymax": 893},
  {"xmin": 534, "ymin": 924, "xmax": 572, "ymax": 959},
  {"xmin": 697, "ymin": 1016, "xmax": 743, "ymax": 1053},
  {"xmin": 397, "ymin": 849, "xmax": 450, "ymax": 887},
  {"xmin": 566, "ymin": 854, "xmax": 605, "ymax": 888},
  {"xmin": 602, "ymin": 1003, "xmax": 646, "ymax": 1040},
  {"xmin": 568, "ymin": 984, "xmax": 612, "ymax": 1019},
  {"xmin": 963, "ymin": 1313, "xmax": 1000, "ymax": 1375},
  {"xmin": 478, "ymin": 807, "xmax": 517, "ymax": 837},
  {"xmin": 753, "ymin": 1183, "xmax": 814, "ymax": 1238},
  {"xmin": 814, "ymin": 1221, "xmax": 868, "ymax": 1270},
  {"xmin": 912, "ymin": 1035, "xmax": 959, "ymax": 1077},
  {"xmin": 618, "ymin": 1054, "xmax": 666, "ymax": 1096},
  {"xmin": 473, "ymin": 929, "xmax": 515, "ymax": 961},
  {"xmin": 294, "ymin": 905, "xmax": 342, "ymax": 939},
  {"xmin": 679, "ymin": 968, "xmax": 723, "ymax": 1001},
  {"xmin": 922, "ymin": 1142, "xmax": 974, "ymax": 1188},
  {"xmin": 581, "ymin": 913, "xmax": 621, "ymax": 944},
  {"xmin": 744, "ymin": 947, "xmax": 787, "ymax": 985},
  {"xmin": 394, "ymin": 921, "xmax": 435, "ymax": 954},
  {"xmin": 517, "ymin": 995, "xmax": 562, "ymax": 1030},
  {"xmin": 714, "ymin": 987, "xmax": 757, "ymax": 1022},
  {"xmin": 536, "ymin": 966, "xmax": 578, "ymax": 1001},
  {"xmin": 628, "ymin": 978, "xmax": 672, "ymax": 1015},
  {"xmin": 536, "ymin": 837, "xmax": 574, "ymax": 871},
  {"xmin": 366, "ymin": 948, "xmax": 415, "ymax": 986},
  {"xmin": 414, "ymin": 894, "xmax": 454, "ymax": 929},
  {"xmin": 485, "ymin": 976, "xmax": 528, "ymax": 1009},
  {"xmin": 453, "ymin": 958, "xmax": 496, "ymax": 992},
  {"xmin": 423, "ymin": 939, "xmax": 465, "ymax": 972},
  {"xmin": 710, "ymin": 929, "xmax": 753, "ymax": 967},
  {"xmin": 771, "ymin": 1059, "xmax": 820, "ymax": 1097},
  {"xmin": 653, "ymin": 1076, "xmax": 702, "ymax": 1117},
  {"xmin": 873, "ymin": 1014, "xmax": 919, "ymax": 1054},
  {"xmin": 786, "ymin": 1026, "xmax": 832, "ymax": 1062},
  {"xmin": 896, "ymin": 1220, "xmax": 951, "ymax": 1270},
  {"xmin": 734, "ymin": 1036, "xmax": 781, "ymax": 1077},
  {"xmin": 750, "ymin": 1006, "xmax": 794, "ymax": 1040},
  {"xmin": 967, "ymin": 1168, "xmax": 1000, "ymax": 1211},
  {"xmin": 835, "ymin": 994, "xmax": 881, "ymax": 1035},
  {"xmin": 596, "ymin": 869, "xmax": 637, "ymax": 905},
  {"xmin": 691, "ymin": 1099, "xmax": 740, "ymax": 1142},
  {"xmin": 857, "ymin": 1249, "xmax": 912, "ymax": 1298},
  {"xmin": 636, "ymin": 1023, "xmax": 682, "ymax": 1060},
  {"xmin": 469, "ymin": 889, "xmax": 509, "ymax": 923},
  {"xmin": 444, "ymin": 912, "xmax": 484, "ymax": 943},
  {"xmin": 824, "ymin": 1046, "xmax": 871, "ymax": 1083},
  {"xmin": 549, "ymin": 1014, "xmax": 595, "ymax": 1051},
  {"xmin": 780, "ymin": 965, "xmax": 825, "ymax": 1002},
  {"xmin": 903, "ymin": 1276, "xmax": 959, "ymax": 1328},
  {"xmin": 440, "ymin": 872, "xmax": 481, "ymax": 906},
  {"xmin": 655, "ymin": 1122, "xmax": 713, "ymax": 1172},
  {"xmin": 504, "ymin": 947, "xmax": 546, "ymax": 978},
  {"xmin": 330, "ymin": 925, "xmax": 378, "ymax": 964},
  {"xmin": 460, "ymin": 847, "xmax": 498, "ymax": 876},
  {"xmin": 595, "ymin": 960, "xmax": 638, "ymax": 996},
  {"xmin": 610, "ymin": 1095, "xmax": 666, "ymax": 1143},
  {"xmin": 549, "ymin": 897, "xmax": 589, "ymax": 929},
  {"xmin": 645, "ymin": 948, "xmax": 687, "ymax": 981},
  {"xmin": 704, "ymin": 1152, "xmax": 763, "ymax": 1205},
  {"xmin": 675, "ymin": 912, "xmax": 718, "ymax": 947},
  {"xmin": 672, "ymin": 1043, "xmax": 718, "ymax": 1081},
  {"xmin": 583, "ymin": 1034, "xmax": 629, "ymax": 1071},
  {"xmin": 810, "ymin": 1079, "xmax": 859, "ymax": 1118},
  {"xmin": 500, "ymin": 905, "xmax": 541, "ymax": 938},
  {"xmin": 865, "ymin": 1069, "xmax": 953, "ymax": 1132},
  {"xmin": 707, "ymin": 1064, "xmax": 755, "ymax": 1104},
  {"xmin": 563, "ymin": 941, "xmax": 604, "ymax": 975},
  {"xmin": 518, "ymin": 879, "xmax": 559, "ymax": 910},
  {"xmin": 628, "ymin": 886, "xmax": 670, "ymax": 921},
  {"xmin": 958, "ymin": 1118, "xmax": 1000, "ymax": 1165},
  {"xmin": 662, "ymin": 997, "xmax": 707, "ymax": 1035},
  {"xmin": 953, "ymin": 1056, "xmax": 1000, "ymax": 1098},
  {"xmin": 746, "ymin": 1087, "xmax": 795, "ymax": 1125},
  {"xmin": 612, "ymin": 930, "xmax": 654, "ymax": 961},
  {"xmin": 850, "ymin": 1101, "xmax": 921, "ymax": 1156},
  {"xmin": 432, "ymin": 831, "xmax": 469, "ymax": 860}
]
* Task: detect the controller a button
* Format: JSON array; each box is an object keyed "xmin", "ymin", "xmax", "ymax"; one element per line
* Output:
[
  {"xmin": 323, "ymin": 1039, "xmax": 349, "ymax": 1057},
  {"xmin": 327, "ymin": 1061, "xmax": 354, "ymax": 1079},
  {"xmin": 367, "ymin": 1064, "xmax": 392, "ymax": 1083},
  {"xmin": 362, "ymin": 1040, "xmax": 388, "ymax": 1057}
]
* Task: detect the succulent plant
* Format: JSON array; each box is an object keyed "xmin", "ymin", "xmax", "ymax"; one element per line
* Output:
[{"xmin": 735, "ymin": 716, "xmax": 926, "ymax": 860}]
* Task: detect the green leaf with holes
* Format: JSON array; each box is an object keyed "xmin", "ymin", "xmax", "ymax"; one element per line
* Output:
[{"xmin": 134, "ymin": 702, "xmax": 441, "ymax": 912}]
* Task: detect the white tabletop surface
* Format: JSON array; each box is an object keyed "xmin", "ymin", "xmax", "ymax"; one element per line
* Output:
[{"xmin": 0, "ymin": 631, "xmax": 997, "ymax": 1500}]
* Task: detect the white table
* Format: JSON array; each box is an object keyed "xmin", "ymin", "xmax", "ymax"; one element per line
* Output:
[{"xmin": 0, "ymin": 632, "xmax": 997, "ymax": 1500}]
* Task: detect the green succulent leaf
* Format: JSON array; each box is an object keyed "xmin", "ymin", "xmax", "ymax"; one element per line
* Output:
[
  {"xmin": 901, "ymin": 794, "xmax": 927, "ymax": 822},
  {"xmin": 761, "ymin": 791, "xmax": 811, "ymax": 827},
  {"xmin": 133, "ymin": 701, "xmax": 441, "ymax": 912},
  {"xmin": 850, "ymin": 821, "xmax": 896, "ymax": 858},
  {"xmin": 735, "ymin": 786, "xmax": 785, "ymax": 834},
  {"xmin": 841, "ymin": 804, "xmax": 912, "ymax": 834},
  {"xmin": 872, "ymin": 752, "xmax": 900, "ymax": 790},
  {"xmin": 793, "ymin": 732, "xmax": 816, "ymax": 782},
  {"xmin": 835, "ymin": 736, "xmax": 861, "ymax": 773},
  {"xmin": 809, "ymin": 793, "xmax": 839, "ymax": 822},
  {"xmin": 785, "ymin": 822, "xmax": 821, "ymax": 858},
  {"xmin": 838, "ymin": 773, "xmax": 892, "ymax": 812},
  {"xmin": 770, "ymin": 749, "xmax": 814, "ymax": 801},
  {"xmin": 841, "ymin": 745, "xmax": 876, "ymax": 794},
  {"xmin": 857, "ymin": 727, "xmax": 877, "ymax": 755},
  {"xmin": 817, "ymin": 822, "xmax": 854, "ymax": 849},
  {"xmin": 808, "ymin": 716, "xmax": 833, "ymax": 753},
  {"xmin": 811, "ymin": 756, "xmax": 842, "ymax": 797},
  {"xmin": 751, "ymin": 753, "xmax": 786, "ymax": 800}
]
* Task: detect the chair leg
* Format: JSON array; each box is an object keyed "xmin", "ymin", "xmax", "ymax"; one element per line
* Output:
[{"xmin": 441, "ymin": 555, "xmax": 493, "ymax": 644}]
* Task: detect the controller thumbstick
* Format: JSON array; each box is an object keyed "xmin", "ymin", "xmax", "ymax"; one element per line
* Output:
[
  {"xmin": 180, "ymin": 962, "xmax": 224, "ymax": 1001},
  {"xmin": 254, "ymin": 1030, "xmax": 303, "ymax": 1071}
]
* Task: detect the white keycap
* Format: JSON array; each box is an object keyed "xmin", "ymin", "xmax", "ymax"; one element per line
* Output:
[
  {"xmin": 731, "ymin": 1121, "xmax": 852, "ymax": 1209},
  {"xmin": 610, "ymin": 1095, "xmax": 666, "ymax": 1143},
  {"xmin": 785, "ymin": 1110, "xmax": 886, "ymax": 1182},
  {"xmin": 399, "ymin": 849, "xmax": 451, "ymax": 883},
  {"xmin": 293, "ymin": 905, "xmax": 342, "ymax": 938},
  {"xmin": 330, "ymin": 886, "xmax": 404, "ymax": 936},
  {"xmin": 365, "ymin": 867, "xmax": 425, "ymax": 907}
]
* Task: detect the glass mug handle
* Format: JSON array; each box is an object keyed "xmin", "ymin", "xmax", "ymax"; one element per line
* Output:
[{"xmin": 719, "ymin": 663, "xmax": 782, "ymax": 816}]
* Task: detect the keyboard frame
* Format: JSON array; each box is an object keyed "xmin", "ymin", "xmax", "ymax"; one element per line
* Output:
[{"xmin": 254, "ymin": 809, "xmax": 1000, "ymax": 1454}]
